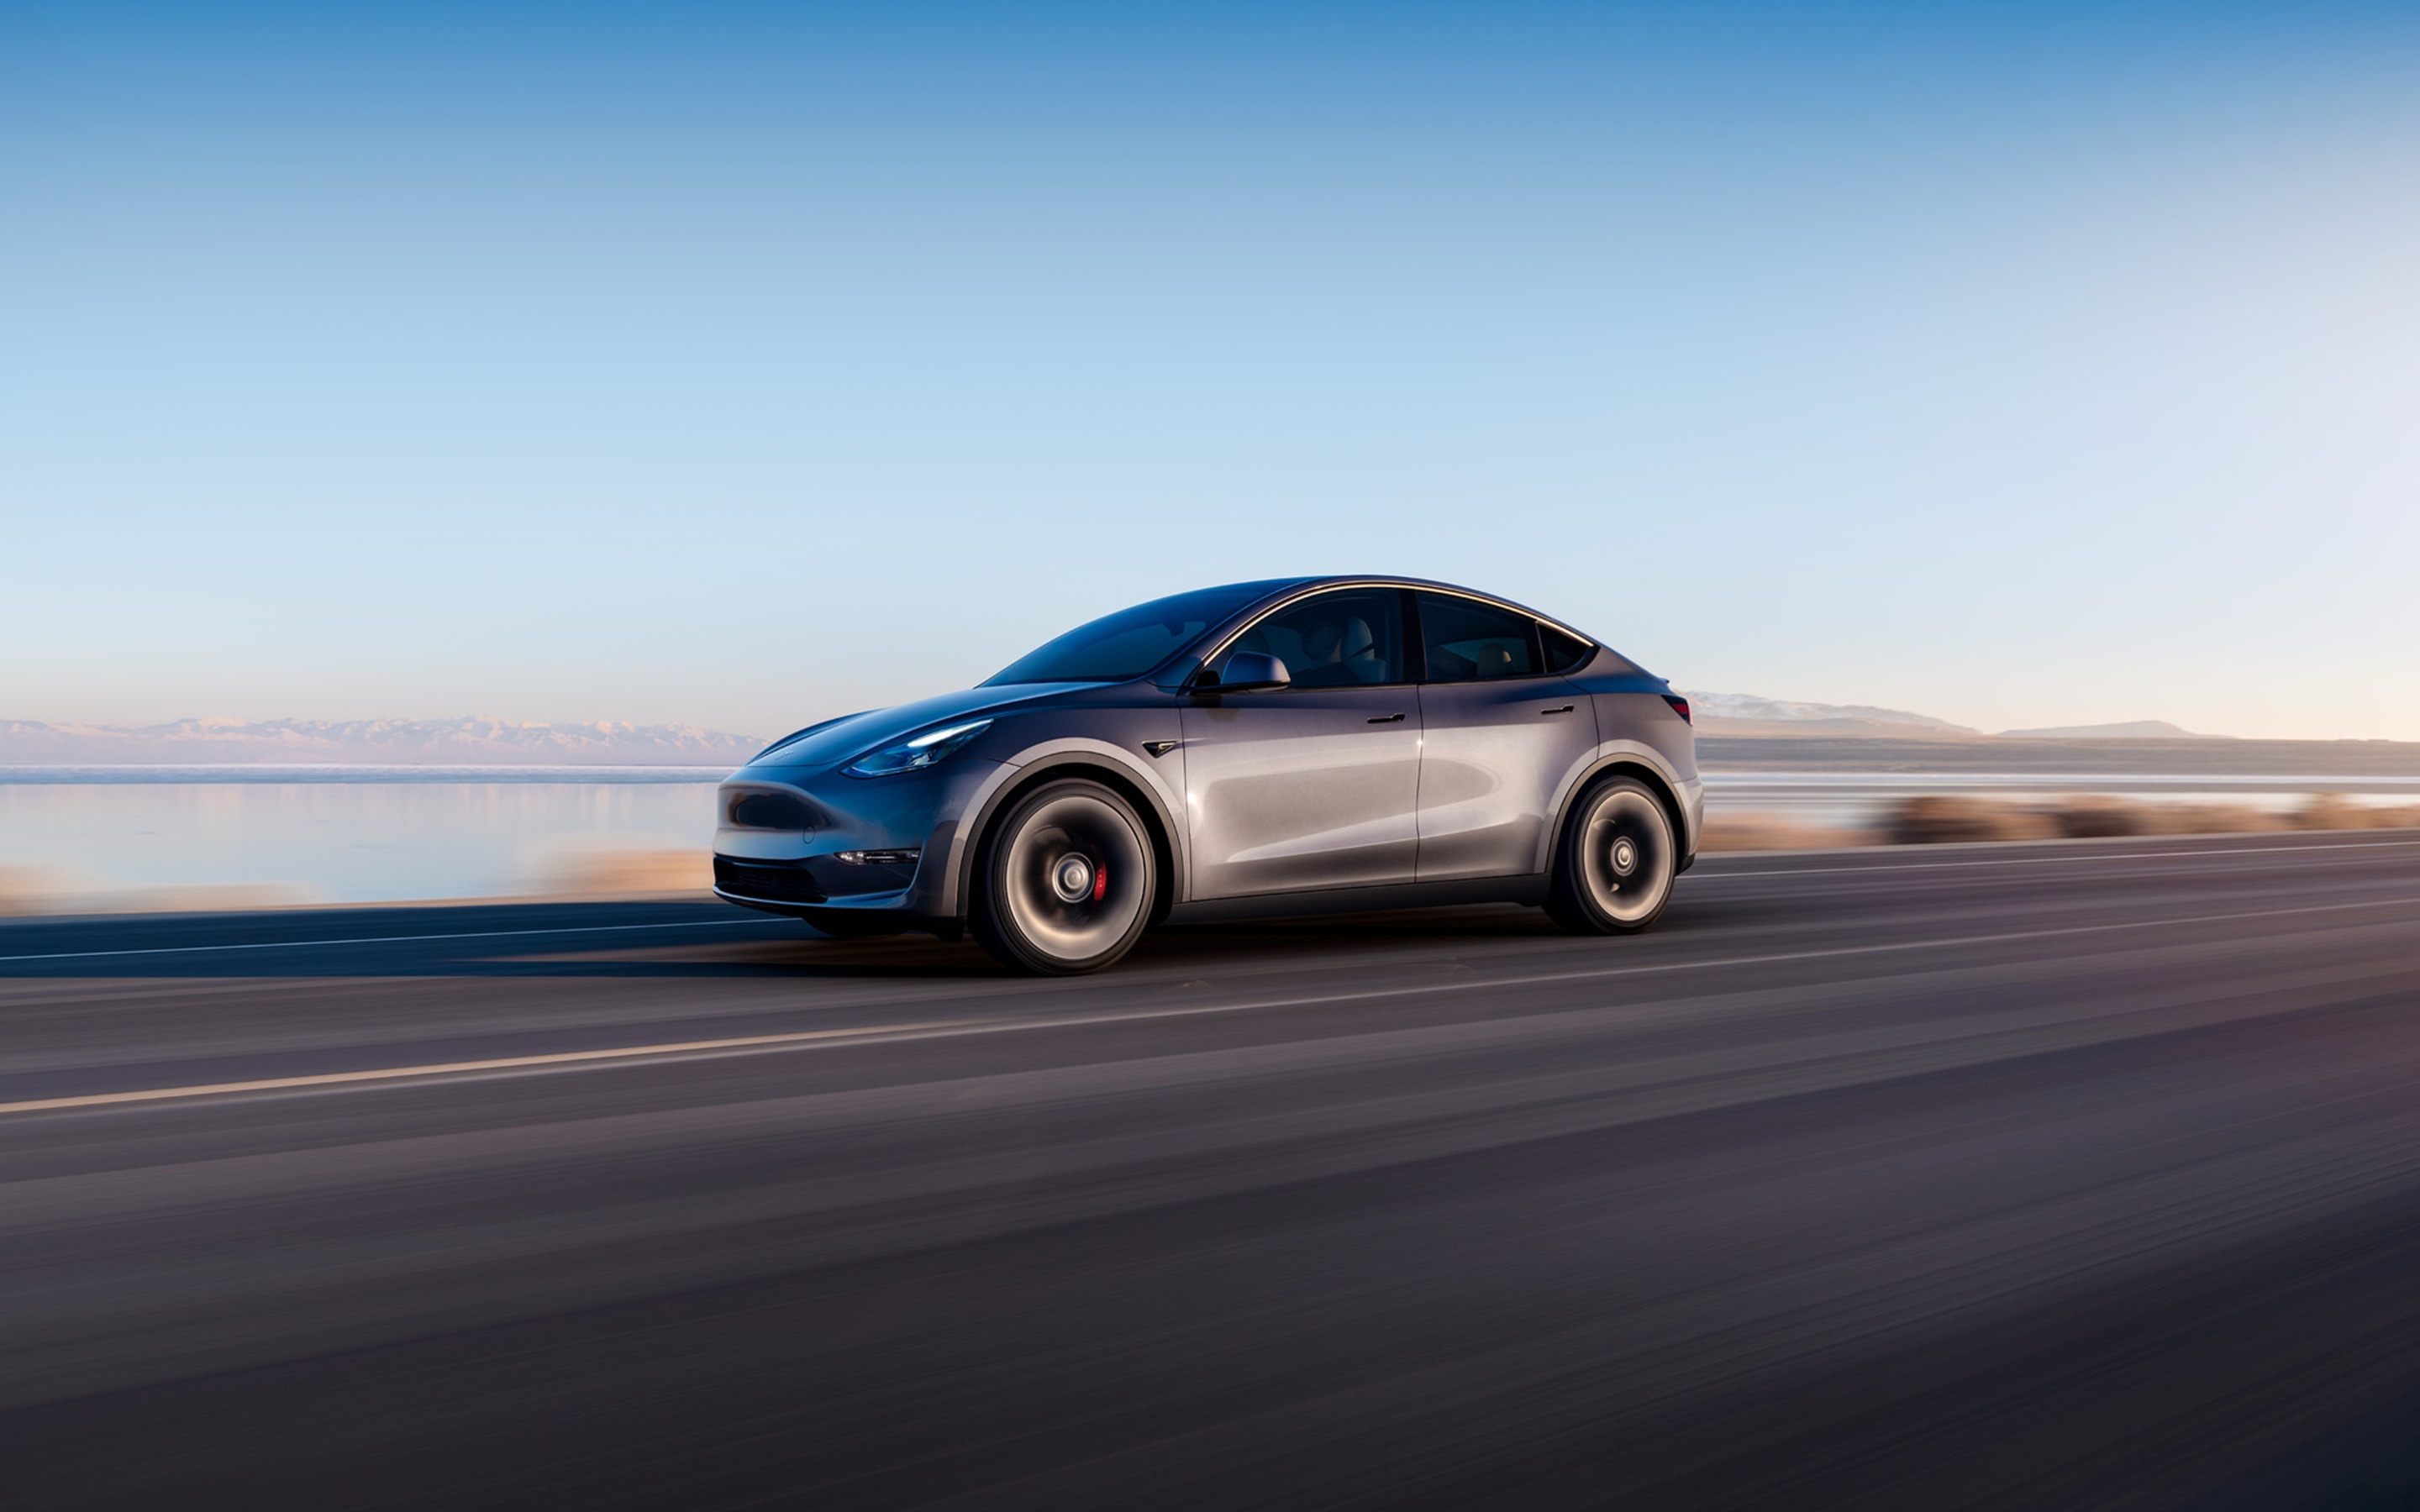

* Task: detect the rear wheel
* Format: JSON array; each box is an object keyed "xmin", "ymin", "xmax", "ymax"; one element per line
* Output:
[
  {"xmin": 971, "ymin": 779, "xmax": 1156, "ymax": 974},
  {"xmin": 1545, "ymin": 774, "xmax": 1677, "ymax": 934}
]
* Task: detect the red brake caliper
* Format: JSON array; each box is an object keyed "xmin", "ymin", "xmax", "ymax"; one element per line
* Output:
[{"xmin": 1092, "ymin": 865, "xmax": 1108, "ymax": 902}]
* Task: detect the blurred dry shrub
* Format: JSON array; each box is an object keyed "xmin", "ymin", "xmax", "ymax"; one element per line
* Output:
[
  {"xmin": 541, "ymin": 848, "xmax": 714, "ymax": 896},
  {"xmin": 2041, "ymin": 796, "xmax": 2285, "ymax": 838},
  {"xmin": 0, "ymin": 868, "xmax": 318, "ymax": 915},
  {"xmin": 123, "ymin": 883, "xmax": 322, "ymax": 911},
  {"xmin": 2293, "ymin": 794, "xmax": 2420, "ymax": 830},
  {"xmin": 0, "ymin": 865, "xmax": 70, "ymax": 916},
  {"xmin": 1887, "ymin": 797, "xmax": 2061, "ymax": 845},
  {"xmin": 1885, "ymin": 793, "xmax": 2420, "ymax": 846},
  {"xmin": 1700, "ymin": 814, "xmax": 1876, "ymax": 852}
]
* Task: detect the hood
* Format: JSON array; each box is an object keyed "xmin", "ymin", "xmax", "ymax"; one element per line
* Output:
[{"xmin": 739, "ymin": 683, "xmax": 1100, "ymax": 773}]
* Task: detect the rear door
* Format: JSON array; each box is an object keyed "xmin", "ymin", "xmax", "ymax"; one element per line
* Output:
[
  {"xmin": 1178, "ymin": 587, "xmax": 1423, "ymax": 898},
  {"xmin": 1413, "ymin": 591, "xmax": 1598, "ymax": 880}
]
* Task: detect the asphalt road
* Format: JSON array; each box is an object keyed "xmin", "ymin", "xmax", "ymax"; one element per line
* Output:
[{"xmin": 6, "ymin": 831, "xmax": 2420, "ymax": 1509}]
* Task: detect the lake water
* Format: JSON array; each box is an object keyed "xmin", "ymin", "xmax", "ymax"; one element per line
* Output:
[
  {"xmin": 5, "ymin": 764, "xmax": 2417, "ymax": 913},
  {"xmin": 0, "ymin": 769, "xmax": 727, "ymax": 911}
]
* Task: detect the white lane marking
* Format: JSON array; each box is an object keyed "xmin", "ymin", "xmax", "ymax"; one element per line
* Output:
[
  {"xmin": 10, "ymin": 892, "xmax": 2418, "ymax": 1120},
  {"xmin": 0, "ymin": 916, "xmax": 777, "ymax": 964},
  {"xmin": 0, "ymin": 1021, "xmax": 971, "ymax": 1115},
  {"xmin": 1697, "ymin": 837, "xmax": 2420, "ymax": 879},
  {"xmin": 972, "ymin": 891, "xmax": 2420, "ymax": 1037}
]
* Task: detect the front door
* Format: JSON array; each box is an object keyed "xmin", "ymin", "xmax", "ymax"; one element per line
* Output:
[
  {"xmin": 1413, "ymin": 591, "xmax": 1599, "ymax": 880},
  {"xmin": 1179, "ymin": 588, "xmax": 1423, "ymax": 899}
]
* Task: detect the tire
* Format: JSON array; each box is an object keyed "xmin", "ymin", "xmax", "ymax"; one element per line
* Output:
[
  {"xmin": 1544, "ymin": 774, "xmax": 1678, "ymax": 935},
  {"xmin": 971, "ymin": 778, "xmax": 1157, "ymax": 974}
]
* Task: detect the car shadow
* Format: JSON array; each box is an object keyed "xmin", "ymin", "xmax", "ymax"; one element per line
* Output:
[{"xmin": 0, "ymin": 900, "xmax": 1615, "ymax": 980}]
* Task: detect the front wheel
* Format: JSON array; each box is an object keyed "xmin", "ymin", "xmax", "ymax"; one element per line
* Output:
[
  {"xmin": 1545, "ymin": 775, "xmax": 1678, "ymax": 934},
  {"xmin": 971, "ymin": 779, "xmax": 1157, "ymax": 974}
]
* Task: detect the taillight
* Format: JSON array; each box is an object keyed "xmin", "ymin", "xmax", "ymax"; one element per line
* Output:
[{"xmin": 1661, "ymin": 694, "xmax": 1691, "ymax": 724}]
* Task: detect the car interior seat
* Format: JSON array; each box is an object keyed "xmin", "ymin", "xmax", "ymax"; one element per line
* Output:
[{"xmin": 1338, "ymin": 616, "xmax": 1382, "ymax": 680}]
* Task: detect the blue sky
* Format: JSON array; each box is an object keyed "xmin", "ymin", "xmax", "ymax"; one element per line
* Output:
[{"xmin": 6, "ymin": 3, "xmax": 2417, "ymax": 738}]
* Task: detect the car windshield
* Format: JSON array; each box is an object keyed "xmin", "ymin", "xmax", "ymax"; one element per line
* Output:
[{"xmin": 983, "ymin": 581, "xmax": 1294, "ymax": 685}]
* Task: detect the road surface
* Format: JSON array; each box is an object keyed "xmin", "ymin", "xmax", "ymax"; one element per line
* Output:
[{"xmin": 5, "ymin": 830, "xmax": 2420, "ymax": 1508}]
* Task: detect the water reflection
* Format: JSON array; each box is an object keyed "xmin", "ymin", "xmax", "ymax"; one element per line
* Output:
[{"xmin": 0, "ymin": 774, "xmax": 722, "ymax": 911}]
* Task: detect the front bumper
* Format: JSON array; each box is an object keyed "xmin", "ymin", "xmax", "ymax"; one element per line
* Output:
[
  {"xmin": 710, "ymin": 759, "xmax": 1002, "ymax": 928},
  {"xmin": 713, "ymin": 855, "xmax": 837, "ymax": 908}
]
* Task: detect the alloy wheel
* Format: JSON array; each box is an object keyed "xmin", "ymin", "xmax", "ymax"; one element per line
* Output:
[{"xmin": 981, "ymin": 781, "xmax": 1155, "ymax": 973}]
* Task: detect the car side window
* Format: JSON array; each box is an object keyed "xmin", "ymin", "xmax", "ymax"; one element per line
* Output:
[
  {"xmin": 1539, "ymin": 622, "xmax": 1595, "ymax": 674},
  {"xmin": 1418, "ymin": 593, "xmax": 1541, "ymax": 682},
  {"xmin": 1213, "ymin": 589, "xmax": 1405, "ymax": 689}
]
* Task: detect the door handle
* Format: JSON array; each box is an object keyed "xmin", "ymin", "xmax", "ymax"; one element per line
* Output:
[
  {"xmin": 1367, "ymin": 712, "xmax": 1406, "ymax": 723},
  {"xmin": 1541, "ymin": 705, "xmax": 1575, "ymax": 716}
]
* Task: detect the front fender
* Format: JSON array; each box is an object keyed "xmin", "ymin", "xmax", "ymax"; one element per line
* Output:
[{"xmin": 932, "ymin": 737, "xmax": 1192, "ymax": 922}]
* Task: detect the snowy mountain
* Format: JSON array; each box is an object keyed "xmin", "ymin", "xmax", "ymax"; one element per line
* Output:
[
  {"xmin": 0, "ymin": 717, "xmax": 769, "ymax": 766},
  {"xmin": 1682, "ymin": 696, "xmax": 2235, "ymax": 741},
  {"xmin": 1681, "ymin": 692, "xmax": 1976, "ymax": 736},
  {"xmin": 1996, "ymin": 720, "xmax": 2223, "ymax": 740}
]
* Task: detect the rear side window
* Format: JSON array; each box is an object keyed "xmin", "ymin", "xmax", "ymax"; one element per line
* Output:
[
  {"xmin": 1539, "ymin": 622, "xmax": 1595, "ymax": 674},
  {"xmin": 1214, "ymin": 588, "xmax": 1405, "ymax": 689},
  {"xmin": 1418, "ymin": 593, "xmax": 1539, "ymax": 682}
]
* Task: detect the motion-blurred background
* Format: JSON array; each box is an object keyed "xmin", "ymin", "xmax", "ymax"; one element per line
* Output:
[{"xmin": 6, "ymin": 2, "xmax": 2418, "ymax": 907}]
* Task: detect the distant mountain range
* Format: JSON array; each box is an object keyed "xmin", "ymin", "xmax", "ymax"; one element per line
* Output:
[
  {"xmin": 1681, "ymin": 694, "xmax": 2223, "ymax": 741},
  {"xmin": 1996, "ymin": 720, "xmax": 2216, "ymax": 740},
  {"xmin": 0, "ymin": 718, "xmax": 768, "ymax": 766},
  {"xmin": 1682, "ymin": 692, "xmax": 1976, "ymax": 735},
  {"xmin": 0, "ymin": 701, "xmax": 2230, "ymax": 766}
]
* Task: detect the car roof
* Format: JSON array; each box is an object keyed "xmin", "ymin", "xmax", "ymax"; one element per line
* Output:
[
  {"xmin": 1176, "ymin": 575, "xmax": 1599, "ymax": 664},
  {"xmin": 1205, "ymin": 575, "xmax": 1584, "ymax": 628}
]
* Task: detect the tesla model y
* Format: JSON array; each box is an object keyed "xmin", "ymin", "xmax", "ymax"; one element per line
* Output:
[{"xmin": 713, "ymin": 577, "xmax": 1702, "ymax": 973}]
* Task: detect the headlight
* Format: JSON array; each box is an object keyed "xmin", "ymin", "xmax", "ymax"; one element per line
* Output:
[{"xmin": 840, "ymin": 718, "xmax": 993, "ymax": 778}]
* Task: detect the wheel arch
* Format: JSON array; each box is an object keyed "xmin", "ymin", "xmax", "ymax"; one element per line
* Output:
[
  {"xmin": 952, "ymin": 754, "xmax": 1181, "ymax": 927},
  {"xmin": 1544, "ymin": 756, "xmax": 1691, "ymax": 885}
]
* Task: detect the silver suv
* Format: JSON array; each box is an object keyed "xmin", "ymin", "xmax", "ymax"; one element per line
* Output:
[{"xmin": 714, "ymin": 577, "xmax": 1702, "ymax": 973}]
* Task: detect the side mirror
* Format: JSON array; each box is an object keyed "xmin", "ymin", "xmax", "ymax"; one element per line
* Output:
[{"xmin": 1205, "ymin": 652, "xmax": 1292, "ymax": 693}]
